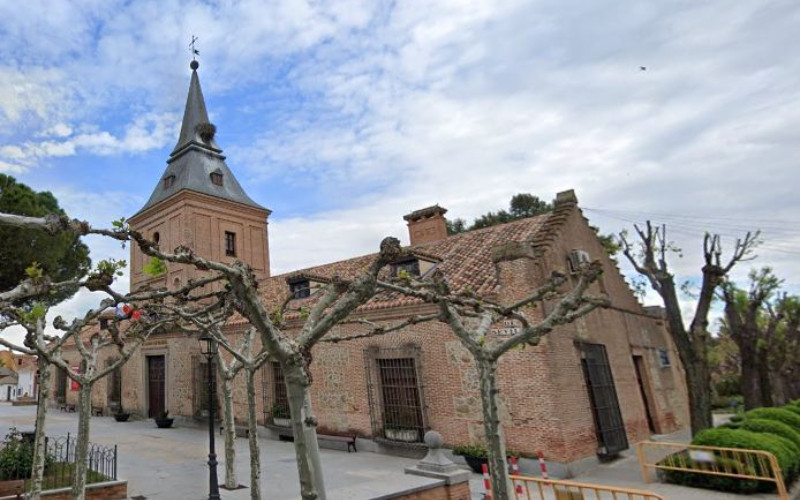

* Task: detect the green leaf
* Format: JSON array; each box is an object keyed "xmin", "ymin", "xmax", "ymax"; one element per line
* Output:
[{"xmin": 143, "ymin": 257, "xmax": 167, "ymax": 277}]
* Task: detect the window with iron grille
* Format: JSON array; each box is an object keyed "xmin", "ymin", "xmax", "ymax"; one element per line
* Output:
[
  {"xmin": 210, "ymin": 172, "xmax": 223, "ymax": 186},
  {"xmin": 364, "ymin": 346, "xmax": 427, "ymax": 444},
  {"xmin": 289, "ymin": 279, "xmax": 311, "ymax": 299},
  {"xmin": 390, "ymin": 259, "xmax": 420, "ymax": 278},
  {"xmin": 163, "ymin": 175, "xmax": 175, "ymax": 189},
  {"xmin": 192, "ymin": 356, "xmax": 219, "ymax": 419},
  {"xmin": 270, "ymin": 362, "xmax": 290, "ymax": 424},
  {"xmin": 225, "ymin": 231, "xmax": 236, "ymax": 257},
  {"xmin": 106, "ymin": 358, "xmax": 122, "ymax": 411}
]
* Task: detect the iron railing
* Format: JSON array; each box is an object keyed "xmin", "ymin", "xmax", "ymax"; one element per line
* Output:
[
  {"xmin": 637, "ymin": 440, "xmax": 788, "ymax": 500},
  {"xmin": 0, "ymin": 429, "xmax": 117, "ymax": 492},
  {"xmin": 511, "ymin": 474, "xmax": 666, "ymax": 500}
]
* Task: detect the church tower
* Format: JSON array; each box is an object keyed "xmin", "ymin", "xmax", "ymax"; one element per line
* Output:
[{"xmin": 128, "ymin": 61, "xmax": 271, "ymax": 292}]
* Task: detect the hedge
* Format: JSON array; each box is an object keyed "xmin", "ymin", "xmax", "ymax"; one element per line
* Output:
[
  {"xmin": 692, "ymin": 428, "xmax": 796, "ymax": 482},
  {"xmin": 781, "ymin": 405, "xmax": 800, "ymax": 417},
  {"xmin": 660, "ymin": 452, "xmax": 760, "ymax": 494},
  {"xmin": 740, "ymin": 419, "xmax": 800, "ymax": 455},
  {"xmin": 745, "ymin": 407, "xmax": 800, "ymax": 431}
]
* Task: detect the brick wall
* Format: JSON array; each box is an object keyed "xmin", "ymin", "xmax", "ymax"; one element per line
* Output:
[{"xmin": 382, "ymin": 481, "xmax": 471, "ymax": 500}]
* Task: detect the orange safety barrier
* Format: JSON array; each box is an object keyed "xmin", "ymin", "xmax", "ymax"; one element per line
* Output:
[
  {"xmin": 510, "ymin": 474, "xmax": 666, "ymax": 500},
  {"xmin": 636, "ymin": 440, "xmax": 788, "ymax": 500}
]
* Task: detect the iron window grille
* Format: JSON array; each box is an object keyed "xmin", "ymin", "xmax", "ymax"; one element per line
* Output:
[
  {"xmin": 261, "ymin": 361, "xmax": 290, "ymax": 426},
  {"xmin": 210, "ymin": 172, "xmax": 223, "ymax": 186},
  {"xmin": 576, "ymin": 341, "xmax": 629, "ymax": 459},
  {"xmin": 657, "ymin": 348, "xmax": 671, "ymax": 367},
  {"xmin": 192, "ymin": 355, "xmax": 219, "ymax": 419},
  {"xmin": 225, "ymin": 231, "xmax": 236, "ymax": 257},
  {"xmin": 289, "ymin": 279, "xmax": 311, "ymax": 299},
  {"xmin": 364, "ymin": 345, "xmax": 428, "ymax": 444},
  {"xmin": 105, "ymin": 358, "xmax": 122, "ymax": 412}
]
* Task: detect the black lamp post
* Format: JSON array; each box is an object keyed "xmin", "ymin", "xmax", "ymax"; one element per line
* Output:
[{"xmin": 199, "ymin": 333, "xmax": 221, "ymax": 500}]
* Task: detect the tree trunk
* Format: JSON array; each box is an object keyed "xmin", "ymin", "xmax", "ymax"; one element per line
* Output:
[
  {"xmin": 477, "ymin": 359, "xmax": 512, "ymax": 500},
  {"xmin": 757, "ymin": 347, "xmax": 773, "ymax": 407},
  {"xmin": 739, "ymin": 344, "xmax": 762, "ymax": 410},
  {"xmin": 685, "ymin": 361, "xmax": 713, "ymax": 435},
  {"xmin": 246, "ymin": 369, "xmax": 262, "ymax": 500},
  {"xmin": 28, "ymin": 360, "xmax": 50, "ymax": 500},
  {"xmin": 284, "ymin": 364, "xmax": 326, "ymax": 500},
  {"xmin": 72, "ymin": 382, "xmax": 93, "ymax": 500},
  {"xmin": 221, "ymin": 375, "xmax": 239, "ymax": 489}
]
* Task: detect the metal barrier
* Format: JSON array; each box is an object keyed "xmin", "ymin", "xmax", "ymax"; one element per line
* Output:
[
  {"xmin": 636, "ymin": 441, "xmax": 788, "ymax": 500},
  {"xmin": 510, "ymin": 474, "xmax": 666, "ymax": 500}
]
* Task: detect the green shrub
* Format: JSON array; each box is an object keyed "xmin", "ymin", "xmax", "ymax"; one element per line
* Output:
[
  {"xmin": 451, "ymin": 444, "xmax": 488, "ymax": 458},
  {"xmin": 0, "ymin": 429, "xmax": 33, "ymax": 480},
  {"xmin": 660, "ymin": 451, "xmax": 760, "ymax": 494},
  {"xmin": 730, "ymin": 414, "xmax": 744, "ymax": 423},
  {"xmin": 740, "ymin": 419, "xmax": 800, "ymax": 455},
  {"xmin": 692, "ymin": 428, "xmax": 796, "ymax": 483},
  {"xmin": 745, "ymin": 408, "xmax": 800, "ymax": 431},
  {"xmin": 781, "ymin": 405, "xmax": 800, "ymax": 417}
]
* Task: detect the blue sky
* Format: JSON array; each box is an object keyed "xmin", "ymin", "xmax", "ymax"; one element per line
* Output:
[{"xmin": 2, "ymin": 0, "xmax": 800, "ymax": 343}]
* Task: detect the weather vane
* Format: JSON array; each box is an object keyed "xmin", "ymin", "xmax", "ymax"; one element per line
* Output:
[{"xmin": 190, "ymin": 35, "xmax": 199, "ymax": 61}]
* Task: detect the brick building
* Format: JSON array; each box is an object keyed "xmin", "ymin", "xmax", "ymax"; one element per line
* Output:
[{"xmin": 50, "ymin": 62, "xmax": 688, "ymax": 472}]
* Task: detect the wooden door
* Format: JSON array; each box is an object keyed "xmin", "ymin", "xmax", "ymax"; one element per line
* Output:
[
  {"xmin": 633, "ymin": 355, "xmax": 657, "ymax": 433},
  {"xmin": 147, "ymin": 356, "xmax": 166, "ymax": 417}
]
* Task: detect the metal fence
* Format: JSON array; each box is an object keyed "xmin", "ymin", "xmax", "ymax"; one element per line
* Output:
[
  {"xmin": 636, "ymin": 440, "xmax": 788, "ymax": 500},
  {"xmin": 0, "ymin": 430, "xmax": 117, "ymax": 492},
  {"xmin": 510, "ymin": 475, "xmax": 666, "ymax": 500}
]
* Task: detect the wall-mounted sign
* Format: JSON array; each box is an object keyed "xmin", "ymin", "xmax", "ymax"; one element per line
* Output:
[{"xmin": 492, "ymin": 320, "xmax": 521, "ymax": 336}]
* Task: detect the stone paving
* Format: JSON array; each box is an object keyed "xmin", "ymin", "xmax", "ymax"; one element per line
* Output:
[
  {"xmin": 3, "ymin": 404, "xmax": 798, "ymax": 499},
  {"xmin": 0, "ymin": 404, "xmax": 444, "ymax": 499}
]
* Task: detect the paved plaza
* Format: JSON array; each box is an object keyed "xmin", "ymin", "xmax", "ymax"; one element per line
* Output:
[{"xmin": 2, "ymin": 404, "xmax": 797, "ymax": 499}]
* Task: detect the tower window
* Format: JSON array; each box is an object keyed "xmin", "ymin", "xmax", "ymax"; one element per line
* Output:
[
  {"xmin": 153, "ymin": 232, "xmax": 160, "ymax": 245},
  {"xmin": 163, "ymin": 175, "xmax": 175, "ymax": 189},
  {"xmin": 225, "ymin": 231, "xmax": 236, "ymax": 257},
  {"xmin": 289, "ymin": 279, "xmax": 311, "ymax": 299},
  {"xmin": 210, "ymin": 172, "xmax": 223, "ymax": 186}
]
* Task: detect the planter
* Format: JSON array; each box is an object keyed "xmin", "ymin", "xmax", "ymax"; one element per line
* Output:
[
  {"xmin": 154, "ymin": 418, "xmax": 174, "ymax": 429},
  {"xmin": 384, "ymin": 428, "xmax": 418, "ymax": 443},
  {"xmin": 462, "ymin": 455, "xmax": 488, "ymax": 474},
  {"xmin": 113, "ymin": 413, "xmax": 130, "ymax": 422},
  {"xmin": 273, "ymin": 417, "xmax": 291, "ymax": 427}
]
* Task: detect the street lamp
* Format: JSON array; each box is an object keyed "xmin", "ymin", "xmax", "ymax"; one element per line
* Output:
[{"xmin": 198, "ymin": 333, "xmax": 221, "ymax": 500}]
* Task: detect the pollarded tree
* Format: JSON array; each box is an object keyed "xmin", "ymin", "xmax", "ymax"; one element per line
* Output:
[
  {"xmin": 0, "ymin": 206, "xmax": 413, "ymax": 500},
  {"xmin": 377, "ymin": 262, "xmax": 608, "ymax": 500},
  {"xmin": 720, "ymin": 267, "xmax": 782, "ymax": 409},
  {"xmin": 170, "ymin": 303, "xmax": 270, "ymax": 499},
  {"xmin": 620, "ymin": 223, "xmax": 759, "ymax": 435}
]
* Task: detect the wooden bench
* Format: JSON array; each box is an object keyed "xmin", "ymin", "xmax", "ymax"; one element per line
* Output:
[
  {"xmin": 92, "ymin": 406, "xmax": 104, "ymax": 417},
  {"xmin": 0, "ymin": 478, "xmax": 25, "ymax": 498},
  {"xmin": 318, "ymin": 433, "xmax": 357, "ymax": 453}
]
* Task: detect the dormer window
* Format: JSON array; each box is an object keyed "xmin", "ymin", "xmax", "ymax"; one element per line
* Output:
[
  {"xmin": 163, "ymin": 175, "xmax": 176, "ymax": 189},
  {"xmin": 391, "ymin": 258, "xmax": 421, "ymax": 278},
  {"xmin": 210, "ymin": 172, "xmax": 223, "ymax": 186},
  {"xmin": 289, "ymin": 279, "xmax": 311, "ymax": 299}
]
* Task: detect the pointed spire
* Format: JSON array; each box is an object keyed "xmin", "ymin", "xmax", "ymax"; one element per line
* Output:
[{"xmin": 171, "ymin": 60, "xmax": 220, "ymax": 156}]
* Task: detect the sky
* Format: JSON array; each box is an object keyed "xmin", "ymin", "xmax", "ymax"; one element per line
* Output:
[{"xmin": 1, "ymin": 0, "xmax": 799, "ymax": 347}]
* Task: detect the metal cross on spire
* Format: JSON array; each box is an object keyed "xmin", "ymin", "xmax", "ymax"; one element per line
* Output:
[{"xmin": 190, "ymin": 35, "xmax": 199, "ymax": 60}]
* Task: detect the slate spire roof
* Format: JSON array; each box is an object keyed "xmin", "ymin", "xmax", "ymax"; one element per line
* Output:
[{"xmin": 135, "ymin": 61, "xmax": 267, "ymax": 216}]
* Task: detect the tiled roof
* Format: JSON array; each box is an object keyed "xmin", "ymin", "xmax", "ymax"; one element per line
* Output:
[{"xmin": 235, "ymin": 214, "xmax": 552, "ymax": 324}]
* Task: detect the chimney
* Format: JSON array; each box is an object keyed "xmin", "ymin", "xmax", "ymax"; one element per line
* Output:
[{"xmin": 404, "ymin": 205, "xmax": 448, "ymax": 246}]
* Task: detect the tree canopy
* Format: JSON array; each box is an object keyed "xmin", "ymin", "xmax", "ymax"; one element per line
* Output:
[{"xmin": 0, "ymin": 174, "xmax": 91, "ymax": 305}]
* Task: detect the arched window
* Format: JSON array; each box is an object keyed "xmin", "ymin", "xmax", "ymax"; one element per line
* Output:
[{"xmin": 153, "ymin": 232, "xmax": 160, "ymax": 245}]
